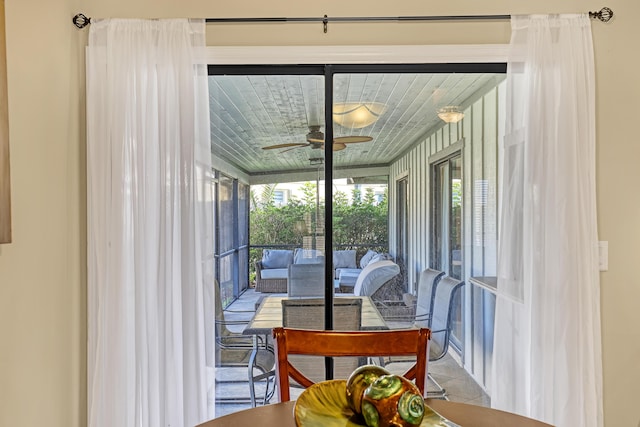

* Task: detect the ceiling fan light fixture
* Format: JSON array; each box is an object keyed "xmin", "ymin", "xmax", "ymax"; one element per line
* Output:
[
  {"xmin": 437, "ymin": 106, "xmax": 465, "ymax": 123},
  {"xmin": 333, "ymin": 102, "xmax": 386, "ymax": 129}
]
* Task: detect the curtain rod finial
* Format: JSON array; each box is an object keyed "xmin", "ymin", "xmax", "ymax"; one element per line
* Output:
[
  {"xmin": 589, "ymin": 7, "xmax": 613, "ymax": 22},
  {"xmin": 73, "ymin": 13, "xmax": 91, "ymax": 29}
]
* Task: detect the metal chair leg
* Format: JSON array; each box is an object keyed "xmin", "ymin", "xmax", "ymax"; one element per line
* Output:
[{"xmin": 426, "ymin": 372, "xmax": 448, "ymax": 400}]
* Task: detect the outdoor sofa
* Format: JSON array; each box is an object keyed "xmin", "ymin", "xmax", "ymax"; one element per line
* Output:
[{"xmin": 254, "ymin": 248, "xmax": 395, "ymax": 293}]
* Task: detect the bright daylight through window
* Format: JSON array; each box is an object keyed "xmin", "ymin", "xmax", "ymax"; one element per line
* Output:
[{"xmin": 208, "ymin": 64, "xmax": 505, "ymax": 414}]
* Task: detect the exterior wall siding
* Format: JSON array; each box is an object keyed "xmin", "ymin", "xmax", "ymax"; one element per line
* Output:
[{"xmin": 388, "ymin": 83, "xmax": 503, "ymax": 391}]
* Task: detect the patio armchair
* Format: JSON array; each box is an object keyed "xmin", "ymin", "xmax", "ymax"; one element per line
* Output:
[
  {"xmin": 401, "ymin": 268, "xmax": 445, "ymax": 327},
  {"xmin": 214, "ymin": 281, "xmax": 276, "ymax": 406},
  {"xmin": 426, "ymin": 275, "xmax": 465, "ymax": 398},
  {"xmin": 352, "ymin": 259, "xmax": 400, "ymax": 297},
  {"xmin": 348, "ymin": 259, "xmax": 404, "ymax": 320},
  {"xmin": 255, "ymin": 248, "xmax": 324, "ymax": 293},
  {"xmin": 383, "ymin": 274, "xmax": 465, "ymax": 399},
  {"xmin": 254, "ymin": 249, "xmax": 294, "ymax": 293}
]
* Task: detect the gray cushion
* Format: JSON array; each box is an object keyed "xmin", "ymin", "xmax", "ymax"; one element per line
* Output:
[
  {"xmin": 369, "ymin": 253, "xmax": 393, "ymax": 264},
  {"xmin": 261, "ymin": 249, "xmax": 294, "ymax": 269},
  {"xmin": 294, "ymin": 248, "xmax": 324, "ymax": 264},
  {"xmin": 359, "ymin": 249, "xmax": 378, "ymax": 269},
  {"xmin": 333, "ymin": 250, "xmax": 357, "ymax": 269},
  {"xmin": 338, "ymin": 268, "xmax": 362, "ymax": 285},
  {"xmin": 260, "ymin": 268, "xmax": 288, "ymax": 279}
]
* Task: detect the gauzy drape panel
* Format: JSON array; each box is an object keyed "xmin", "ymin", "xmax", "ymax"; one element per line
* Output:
[
  {"xmin": 86, "ymin": 19, "xmax": 214, "ymax": 427},
  {"xmin": 493, "ymin": 15, "xmax": 603, "ymax": 427}
]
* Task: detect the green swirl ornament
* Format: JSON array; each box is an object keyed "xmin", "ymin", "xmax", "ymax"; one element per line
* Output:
[
  {"xmin": 361, "ymin": 374, "xmax": 425, "ymax": 427},
  {"xmin": 397, "ymin": 391, "xmax": 425, "ymax": 425},
  {"xmin": 365, "ymin": 375, "xmax": 403, "ymax": 400},
  {"xmin": 345, "ymin": 365, "xmax": 390, "ymax": 415},
  {"xmin": 361, "ymin": 401, "xmax": 381, "ymax": 427}
]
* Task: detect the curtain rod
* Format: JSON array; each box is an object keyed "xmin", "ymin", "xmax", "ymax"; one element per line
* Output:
[{"xmin": 72, "ymin": 7, "xmax": 613, "ymax": 32}]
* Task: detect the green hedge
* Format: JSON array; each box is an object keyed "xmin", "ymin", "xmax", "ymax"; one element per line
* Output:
[{"xmin": 249, "ymin": 184, "xmax": 389, "ymax": 283}]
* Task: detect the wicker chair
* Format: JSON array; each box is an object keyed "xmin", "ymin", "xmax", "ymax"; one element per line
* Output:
[
  {"xmin": 280, "ymin": 298, "xmax": 362, "ymax": 384},
  {"xmin": 254, "ymin": 260, "xmax": 288, "ymax": 293}
]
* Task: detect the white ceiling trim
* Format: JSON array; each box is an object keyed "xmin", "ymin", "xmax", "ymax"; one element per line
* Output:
[{"xmin": 199, "ymin": 44, "xmax": 509, "ymax": 65}]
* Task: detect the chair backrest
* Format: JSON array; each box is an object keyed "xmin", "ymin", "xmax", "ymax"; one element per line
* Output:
[
  {"xmin": 414, "ymin": 268, "xmax": 445, "ymax": 328},
  {"xmin": 282, "ymin": 298, "xmax": 362, "ymax": 330},
  {"xmin": 287, "ymin": 263, "xmax": 326, "ymax": 297},
  {"xmin": 281, "ymin": 298, "xmax": 362, "ymax": 383},
  {"xmin": 272, "ymin": 327, "xmax": 431, "ymax": 402},
  {"xmin": 429, "ymin": 275, "xmax": 465, "ymax": 361}
]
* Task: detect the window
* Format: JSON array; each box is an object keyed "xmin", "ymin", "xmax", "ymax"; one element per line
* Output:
[{"xmin": 272, "ymin": 189, "xmax": 288, "ymax": 206}]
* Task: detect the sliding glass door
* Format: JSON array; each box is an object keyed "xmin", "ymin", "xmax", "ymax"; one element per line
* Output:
[
  {"xmin": 431, "ymin": 153, "xmax": 463, "ymax": 350},
  {"xmin": 208, "ymin": 64, "xmax": 505, "ymax": 408}
]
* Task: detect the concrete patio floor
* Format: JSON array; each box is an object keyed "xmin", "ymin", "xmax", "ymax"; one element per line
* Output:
[{"xmin": 213, "ymin": 288, "xmax": 490, "ymax": 418}]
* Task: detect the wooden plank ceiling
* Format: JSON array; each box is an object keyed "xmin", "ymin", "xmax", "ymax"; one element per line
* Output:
[{"xmin": 209, "ymin": 72, "xmax": 504, "ymax": 176}]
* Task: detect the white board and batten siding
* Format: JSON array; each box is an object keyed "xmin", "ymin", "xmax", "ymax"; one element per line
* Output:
[{"xmin": 388, "ymin": 82, "xmax": 504, "ymax": 392}]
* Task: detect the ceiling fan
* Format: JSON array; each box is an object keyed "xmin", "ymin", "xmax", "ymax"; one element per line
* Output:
[{"xmin": 261, "ymin": 125, "xmax": 372, "ymax": 152}]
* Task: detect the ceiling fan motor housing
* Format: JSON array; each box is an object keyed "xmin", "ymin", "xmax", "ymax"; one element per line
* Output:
[{"xmin": 306, "ymin": 125, "xmax": 324, "ymax": 143}]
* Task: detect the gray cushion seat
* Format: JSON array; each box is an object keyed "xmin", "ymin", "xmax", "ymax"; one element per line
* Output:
[
  {"xmin": 260, "ymin": 268, "xmax": 289, "ymax": 280},
  {"xmin": 338, "ymin": 268, "xmax": 362, "ymax": 283}
]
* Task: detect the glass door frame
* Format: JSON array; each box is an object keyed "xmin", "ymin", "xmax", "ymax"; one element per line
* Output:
[
  {"xmin": 209, "ymin": 64, "xmax": 503, "ymax": 378},
  {"xmin": 429, "ymin": 141, "xmax": 465, "ymax": 352}
]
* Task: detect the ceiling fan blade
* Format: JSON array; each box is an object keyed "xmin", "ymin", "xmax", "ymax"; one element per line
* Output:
[
  {"xmin": 307, "ymin": 135, "xmax": 373, "ymax": 145},
  {"xmin": 281, "ymin": 145, "xmax": 306, "ymax": 153},
  {"xmin": 333, "ymin": 142, "xmax": 347, "ymax": 151},
  {"xmin": 334, "ymin": 135, "xmax": 373, "ymax": 144},
  {"xmin": 262, "ymin": 143, "xmax": 308, "ymax": 150},
  {"xmin": 307, "ymin": 137, "xmax": 324, "ymax": 144}
]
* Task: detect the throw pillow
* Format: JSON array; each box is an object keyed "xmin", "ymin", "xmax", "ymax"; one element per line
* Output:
[
  {"xmin": 261, "ymin": 249, "xmax": 294, "ymax": 269},
  {"xmin": 369, "ymin": 253, "xmax": 393, "ymax": 264},
  {"xmin": 294, "ymin": 248, "xmax": 324, "ymax": 264},
  {"xmin": 359, "ymin": 249, "xmax": 378, "ymax": 269},
  {"xmin": 333, "ymin": 249, "xmax": 357, "ymax": 269}
]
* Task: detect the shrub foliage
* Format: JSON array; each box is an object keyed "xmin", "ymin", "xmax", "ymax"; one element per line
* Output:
[{"xmin": 249, "ymin": 183, "xmax": 389, "ymax": 281}]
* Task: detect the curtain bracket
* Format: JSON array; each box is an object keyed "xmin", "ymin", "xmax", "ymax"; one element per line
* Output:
[{"xmin": 323, "ymin": 15, "xmax": 328, "ymax": 33}]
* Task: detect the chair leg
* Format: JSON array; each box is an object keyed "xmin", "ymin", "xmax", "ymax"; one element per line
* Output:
[
  {"xmin": 426, "ymin": 372, "xmax": 448, "ymax": 400},
  {"xmin": 263, "ymin": 374, "xmax": 275, "ymax": 404}
]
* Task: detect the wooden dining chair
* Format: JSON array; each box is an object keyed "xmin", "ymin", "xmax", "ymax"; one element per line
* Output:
[{"xmin": 272, "ymin": 327, "xmax": 431, "ymax": 402}]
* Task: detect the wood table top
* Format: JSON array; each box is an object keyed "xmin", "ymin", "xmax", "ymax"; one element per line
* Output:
[
  {"xmin": 198, "ymin": 399, "xmax": 554, "ymax": 427},
  {"xmin": 242, "ymin": 295, "xmax": 388, "ymax": 336}
]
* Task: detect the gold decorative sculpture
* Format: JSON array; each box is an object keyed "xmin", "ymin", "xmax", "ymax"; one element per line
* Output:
[{"xmin": 346, "ymin": 365, "xmax": 425, "ymax": 427}]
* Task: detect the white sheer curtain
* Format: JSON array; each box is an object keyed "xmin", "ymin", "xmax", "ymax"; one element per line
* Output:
[
  {"xmin": 86, "ymin": 19, "xmax": 214, "ymax": 427},
  {"xmin": 493, "ymin": 15, "xmax": 603, "ymax": 427}
]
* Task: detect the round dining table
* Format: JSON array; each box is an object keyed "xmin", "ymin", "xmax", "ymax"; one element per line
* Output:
[{"xmin": 198, "ymin": 399, "xmax": 554, "ymax": 427}]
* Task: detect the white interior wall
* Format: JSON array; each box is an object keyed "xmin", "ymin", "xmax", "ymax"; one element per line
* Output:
[{"xmin": 0, "ymin": 1, "xmax": 637, "ymax": 426}]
